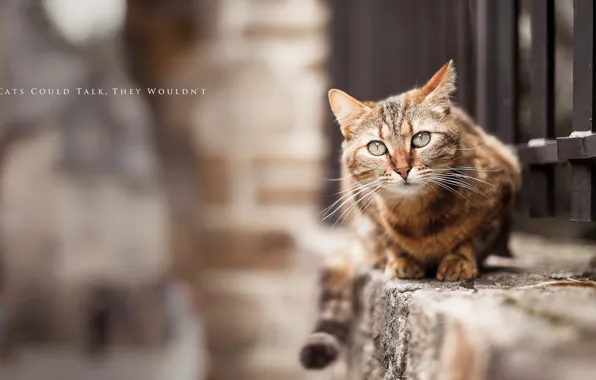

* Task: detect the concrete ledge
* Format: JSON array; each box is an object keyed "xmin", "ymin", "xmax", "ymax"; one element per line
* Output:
[{"xmin": 348, "ymin": 235, "xmax": 596, "ymax": 380}]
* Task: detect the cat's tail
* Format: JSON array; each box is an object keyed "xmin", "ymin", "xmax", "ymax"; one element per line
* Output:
[{"xmin": 300, "ymin": 251, "xmax": 356, "ymax": 370}]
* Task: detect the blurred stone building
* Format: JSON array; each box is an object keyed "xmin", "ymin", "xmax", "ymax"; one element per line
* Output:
[
  {"xmin": 0, "ymin": 0, "xmax": 169, "ymax": 347},
  {"xmin": 0, "ymin": 0, "xmax": 339, "ymax": 379}
]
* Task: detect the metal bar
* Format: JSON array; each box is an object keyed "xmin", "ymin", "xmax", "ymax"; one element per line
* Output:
[
  {"xmin": 349, "ymin": 0, "xmax": 373, "ymax": 98},
  {"xmin": 476, "ymin": 0, "xmax": 519, "ymax": 143},
  {"xmin": 370, "ymin": 0, "xmax": 416, "ymax": 98},
  {"xmin": 476, "ymin": 0, "xmax": 499, "ymax": 137},
  {"xmin": 530, "ymin": 0, "xmax": 555, "ymax": 139},
  {"xmin": 452, "ymin": 0, "xmax": 476, "ymax": 117},
  {"xmin": 569, "ymin": 0, "xmax": 595, "ymax": 222},
  {"xmin": 528, "ymin": 0, "xmax": 555, "ymax": 217},
  {"xmin": 570, "ymin": 165, "xmax": 596, "ymax": 222},
  {"xmin": 573, "ymin": 0, "xmax": 595, "ymax": 134},
  {"xmin": 416, "ymin": 0, "xmax": 434, "ymax": 79},
  {"xmin": 558, "ymin": 133, "xmax": 596, "ymax": 160},
  {"xmin": 434, "ymin": 0, "xmax": 449, "ymax": 77},
  {"xmin": 496, "ymin": 0, "xmax": 519, "ymax": 145},
  {"xmin": 517, "ymin": 141, "xmax": 560, "ymax": 165}
]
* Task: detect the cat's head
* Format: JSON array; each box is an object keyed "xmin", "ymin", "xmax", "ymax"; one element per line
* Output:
[{"xmin": 329, "ymin": 61, "xmax": 460, "ymax": 197}]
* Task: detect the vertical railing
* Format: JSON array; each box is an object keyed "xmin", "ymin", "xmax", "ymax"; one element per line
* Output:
[
  {"xmin": 497, "ymin": 0, "xmax": 520, "ymax": 146},
  {"xmin": 452, "ymin": 0, "xmax": 477, "ymax": 117},
  {"xmin": 557, "ymin": 0, "xmax": 596, "ymax": 222},
  {"xmin": 528, "ymin": 0, "xmax": 556, "ymax": 217},
  {"xmin": 476, "ymin": 0, "xmax": 519, "ymax": 145}
]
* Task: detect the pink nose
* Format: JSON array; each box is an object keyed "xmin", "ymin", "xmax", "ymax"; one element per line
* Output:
[{"xmin": 396, "ymin": 167, "xmax": 411, "ymax": 180}]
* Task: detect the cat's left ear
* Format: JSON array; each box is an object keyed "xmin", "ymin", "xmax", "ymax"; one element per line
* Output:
[
  {"xmin": 417, "ymin": 60, "xmax": 456, "ymax": 112},
  {"xmin": 328, "ymin": 89, "xmax": 370, "ymax": 137}
]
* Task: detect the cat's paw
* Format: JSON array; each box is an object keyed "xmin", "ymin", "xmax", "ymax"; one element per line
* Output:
[
  {"xmin": 385, "ymin": 255, "xmax": 424, "ymax": 280},
  {"xmin": 299, "ymin": 333, "xmax": 340, "ymax": 370},
  {"xmin": 436, "ymin": 254, "xmax": 478, "ymax": 281}
]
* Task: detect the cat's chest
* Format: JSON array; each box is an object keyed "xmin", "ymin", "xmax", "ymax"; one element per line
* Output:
[{"xmin": 379, "ymin": 211, "xmax": 470, "ymax": 256}]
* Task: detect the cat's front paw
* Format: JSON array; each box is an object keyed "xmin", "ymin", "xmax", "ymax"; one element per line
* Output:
[
  {"xmin": 436, "ymin": 254, "xmax": 478, "ymax": 281},
  {"xmin": 385, "ymin": 255, "xmax": 424, "ymax": 280}
]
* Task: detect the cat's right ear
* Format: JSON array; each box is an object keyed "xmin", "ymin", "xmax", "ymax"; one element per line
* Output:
[{"xmin": 328, "ymin": 89, "xmax": 369, "ymax": 137}]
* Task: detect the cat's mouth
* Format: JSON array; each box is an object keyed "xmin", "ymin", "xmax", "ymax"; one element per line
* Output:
[{"xmin": 384, "ymin": 181, "xmax": 424, "ymax": 196}]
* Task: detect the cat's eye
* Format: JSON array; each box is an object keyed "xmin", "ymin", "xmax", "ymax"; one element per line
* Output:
[
  {"xmin": 412, "ymin": 132, "xmax": 431, "ymax": 148},
  {"xmin": 367, "ymin": 141, "xmax": 387, "ymax": 156}
]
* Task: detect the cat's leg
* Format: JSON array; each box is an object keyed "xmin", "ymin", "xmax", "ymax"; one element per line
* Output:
[
  {"xmin": 300, "ymin": 250, "xmax": 356, "ymax": 370},
  {"xmin": 493, "ymin": 212, "xmax": 514, "ymax": 258},
  {"xmin": 384, "ymin": 251, "xmax": 424, "ymax": 280},
  {"xmin": 436, "ymin": 241, "xmax": 478, "ymax": 281}
]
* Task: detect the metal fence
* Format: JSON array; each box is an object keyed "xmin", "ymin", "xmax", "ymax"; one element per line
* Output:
[{"xmin": 325, "ymin": 0, "xmax": 595, "ymax": 223}]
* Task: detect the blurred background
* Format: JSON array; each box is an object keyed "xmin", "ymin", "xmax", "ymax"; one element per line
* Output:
[{"xmin": 0, "ymin": 0, "xmax": 592, "ymax": 380}]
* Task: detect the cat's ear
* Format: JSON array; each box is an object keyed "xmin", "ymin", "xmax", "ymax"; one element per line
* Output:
[
  {"xmin": 418, "ymin": 60, "xmax": 456, "ymax": 112},
  {"xmin": 328, "ymin": 89, "xmax": 370, "ymax": 137}
]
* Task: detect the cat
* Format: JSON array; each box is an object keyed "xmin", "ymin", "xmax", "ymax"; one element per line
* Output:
[{"xmin": 300, "ymin": 61, "xmax": 521, "ymax": 370}]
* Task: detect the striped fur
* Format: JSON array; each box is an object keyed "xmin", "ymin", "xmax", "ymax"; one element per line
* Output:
[{"xmin": 300, "ymin": 61, "xmax": 521, "ymax": 370}]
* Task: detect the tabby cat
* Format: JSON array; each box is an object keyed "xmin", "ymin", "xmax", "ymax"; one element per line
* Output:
[{"xmin": 300, "ymin": 61, "xmax": 521, "ymax": 370}]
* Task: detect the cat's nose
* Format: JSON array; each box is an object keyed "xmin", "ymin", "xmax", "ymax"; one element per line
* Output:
[{"xmin": 395, "ymin": 167, "xmax": 411, "ymax": 180}]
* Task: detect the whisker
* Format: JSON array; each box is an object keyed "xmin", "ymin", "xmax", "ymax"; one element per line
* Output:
[
  {"xmin": 429, "ymin": 176, "xmax": 489, "ymax": 199},
  {"xmin": 333, "ymin": 185, "xmax": 381, "ymax": 227},
  {"xmin": 430, "ymin": 174, "xmax": 481, "ymax": 190},
  {"xmin": 456, "ymin": 144, "xmax": 486, "ymax": 151},
  {"xmin": 453, "ymin": 166, "xmax": 502, "ymax": 172},
  {"xmin": 322, "ymin": 181, "xmax": 379, "ymax": 221},
  {"xmin": 431, "ymin": 166, "xmax": 502, "ymax": 173},
  {"xmin": 322, "ymin": 187, "xmax": 371, "ymax": 219},
  {"xmin": 359, "ymin": 188, "xmax": 384, "ymax": 217},
  {"xmin": 430, "ymin": 171, "xmax": 491, "ymax": 189},
  {"xmin": 423, "ymin": 181, "xmax": 439, "ymax": 195},
  {"xmin": 353, "ymin": 185, "xmax": 383, "ymax": 216},
  {"xmin": 332, "ymin": 180, "xmax": 374, "ymax": 196},
  {"xmin": 435, "ymin": 172, "xmax": 494, "ymax": 187},
  {"xmin": 361, "ymin": 186, "xmax": 383, "ymax": 213},
  {"xmin": 435, "ymin": 178, "xmax": 488, "ymax": 198},
  {"xmin": 321, "ymin": 180, "xmax": 378, "ymax": 215},
  {"xmin": 325, "ymin": 174, "xmax": 352, "ymax": 182},
  {"xmin": 322, "ymin": 184, "xmax": 371, "ymax": 217},
  {"xmin": 426, "ymin": 178, "xmax": 471, "ymax": 203},
  {"xmin": 441, "ymin": 179, "xmax": 487, "ymax": 195}
]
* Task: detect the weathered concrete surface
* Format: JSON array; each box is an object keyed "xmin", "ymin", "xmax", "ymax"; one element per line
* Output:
[{"xmin": 348, "ymin": 234, "xmax": 596, "ymax": 380}]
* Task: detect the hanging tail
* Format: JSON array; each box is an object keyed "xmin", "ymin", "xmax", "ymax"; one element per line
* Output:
[{"xmin": 300, "ymin": 251, "xmax": 357, "ymax": 370}]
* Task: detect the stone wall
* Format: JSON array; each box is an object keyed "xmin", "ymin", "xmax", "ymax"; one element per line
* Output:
[{"xmin": 348, "ymin": 235, "xmax": 596, "ymax": 380}]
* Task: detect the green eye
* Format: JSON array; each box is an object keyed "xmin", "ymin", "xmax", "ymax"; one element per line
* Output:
[
  {"xmin": 367, "ymin": 141, "xmax": 387, "ymax": 156},
  {"xmin": 412, "ymin": 132, "xmax": 431, "ymax": 148}
]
